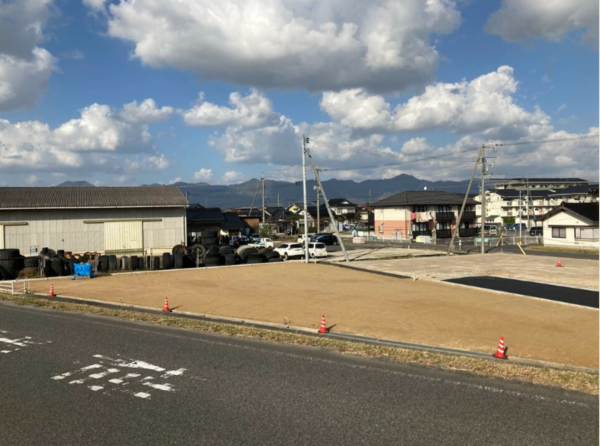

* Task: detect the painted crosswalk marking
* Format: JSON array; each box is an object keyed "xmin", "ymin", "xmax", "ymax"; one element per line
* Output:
[{"xmin": 52, "ymin": 354, "xmax": 187, "ymax": 400}]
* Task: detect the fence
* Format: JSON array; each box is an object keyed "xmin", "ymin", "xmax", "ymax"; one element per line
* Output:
[
  {"xmin": 0, "ymin": 280, "xmax": 29, "ymax": 295},
  {"xmin": 473, "ymin": 236, "xmax": 543, "ymax": 247}
]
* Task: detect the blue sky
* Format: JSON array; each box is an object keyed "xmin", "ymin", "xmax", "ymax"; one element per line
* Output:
[{"xmin": 0, "ymin": 0, "xmax": 598, "ymax": 186}]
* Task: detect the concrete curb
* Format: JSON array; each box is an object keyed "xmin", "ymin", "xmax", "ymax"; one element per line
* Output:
[{"xmin": 25, "ymin": 292, "xmax": 599, "ymax": 376}]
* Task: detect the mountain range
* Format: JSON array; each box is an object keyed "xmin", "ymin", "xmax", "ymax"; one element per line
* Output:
[{"xmin": 56, "ymin": 174, "xmax": 471, "ymax": 208}]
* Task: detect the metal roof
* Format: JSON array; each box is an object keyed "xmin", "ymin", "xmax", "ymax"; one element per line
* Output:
[
  {"xmin": 0, "ymin": 187, "xmax": 187, "ymax": 209},
  {"xmin": 186, "ymin": 206, "xmax": 225, "ymax": 222},
  {"xmin": 372, "ymin": 191, "xmax": 475, "ymax": 207}
]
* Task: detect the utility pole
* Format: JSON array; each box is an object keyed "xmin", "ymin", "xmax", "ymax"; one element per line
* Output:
[
  {"xmin": 526, "ymin": 178, "xmax": 530, "ymax": 230},
  {"xmin": 301, "ymin": 135, "xmax": 310, "ymax": 263},
  {"xmin": 448, "ymin": 148, "xmax": 482, "ymax": 254},
  {"xmin": 480, "ymin": 145, "xmax": 487, "ymax": 255},
  {"xmin": 368, "ymin": 189, "xmax": 372, "ymax": 204},
  {"xmin": 316, "ymin": 184, "xmax": 320, "ymax": 232},
  {"xmin": 249, "ymin": 178, "xmax": 261, "ymax": 216},
  {"xmin": 277, "ymin": 193, "xmax": 280, "ymax": 208},
  {"xmin": 305, "ymin": 142, "xmax": 350, "ymax": 262},
  {"xmin": 261, "ymin": 177, "xmax": 266, "ymax": 224},
  {"xmin": 519, "ymin": 190, "xmax": 523, "ymax": 241}
]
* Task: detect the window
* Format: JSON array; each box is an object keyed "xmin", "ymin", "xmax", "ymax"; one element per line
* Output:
[
  {"xmin": 436, "ymin": 222, "xmax": 451, "ymax": 230},
  {"xmin": 412, "ymin": 223, "xmax": 428, "ymax": 232},
  {"xmin": 412, "ymin": 206, "xmax": 427, "ymax": 212},
  {"xmin": 575, "ymin": 227, "xmax": 599, "ymax": 240},
  {"xmin": 552, "ymin": 227, "xmax": 566, "ymax": 238},
  {"xmin": 436, "ymin": 206, "xmax": 451, "ymax": 212}
]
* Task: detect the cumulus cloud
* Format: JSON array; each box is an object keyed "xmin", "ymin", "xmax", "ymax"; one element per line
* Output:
[
  {"xmin": 0, "ymin": 0, "xmax": 58, "ymax": 110},
  {"xmin": 119, "ymin": 98, "xmax": 174, "ymax": 124},
  {"xmin": 321, "ymin": 66, "xmax": 536, "ymax": 134},
  {"xmin": 101, "ymin": 0, "xmax": 461, "ymax": 93},
  {"xmin": 0, "ymin": 100, "xmax": 170, "ymax": 175},
  {"xmin": 219, "ymin": 171, "xmax": 245, "ymax": 184},
  {"xmin": 485, "ymin": 0, "xmax": 599, "ymax": 50},
  {"xmin": 193, "ymin": 168, "xmax": 214, "ymax": 182}
]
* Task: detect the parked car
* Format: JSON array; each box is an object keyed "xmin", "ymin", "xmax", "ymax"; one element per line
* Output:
[
  {"xmin": 510, "ymin": 223, "xmax": 528, "ymax": 232},
  {"xmin": 529, "ymin": 226, "xmax": 543, "ymax": 236},
  {"xmin": 249, "ymin": 238, "xmax": 274, "ymax": 248},
  {"xmin": 297, "ymin": 233, "xmax": 316, "ymax": 243},
  {"xmin": 308, "ymin": 242, "xmax": 328, "ymax": 258},
  {"xmin": 311, "ymin": 233, "xmax": 339, "ymax": 245},
  {"xmin": 274, "ymin": 243, "xmax": 305, "ymax": 260},
  {"xmin": 482, "ymin": 224, "xmax": 498, "ymax": 236},
  {"xmin": 250, "ymin": 234, "xmax": 261, "ymax": 242},
  {"xmin": 229, "ymin": 236, "xmax": 251, "ymax": 248}
]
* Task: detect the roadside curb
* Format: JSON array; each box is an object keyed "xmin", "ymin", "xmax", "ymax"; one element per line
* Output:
[{"xmin": 26, "ymin": 292, "xmax": 599, "ymax": 375}]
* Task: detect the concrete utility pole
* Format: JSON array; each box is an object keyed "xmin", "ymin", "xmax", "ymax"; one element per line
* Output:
[
  {"xmin": 261, "ymin": 177, "xmax": 266, "ymax": 224},
  {"xmin": 277, "ymin": 193, "xmax": 280, "ymax": 208},
  {"xmin": 305, "ymin": 143, "xmax": 350, "ymax": 263},
  {"xmin": 480, "ymin": 145, "xmax": 487, "ymax": 255},
  {"xmin": 448, "ymin": 147, "xmax": 482, "ymax": 254},
  {"xmin": 301, "ymin": 135, "xmax": 310, "ymax": 263},
  {"xmin": 526, "ymin": 178, "xmax": 530, "ymax": 229},
  {"xmin": 519, "ymin": 190, "xmax": 523, "ymax": 241},
  {"xmin": 316, "ymin": 184, "xmax": 320, "ymax": 232}
]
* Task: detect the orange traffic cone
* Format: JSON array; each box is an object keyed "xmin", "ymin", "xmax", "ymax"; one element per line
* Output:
[
  {"xmin": 49, "ymin": 284, "xmax": 55, "ymax": 296},
  {"xmin": 318, "ymin": 314, "xmax": 327, "ymax": 334},
  {"xmin": 492, "ymin": 335, "xmax": 508, "ymax": 360},
  {"xmin": 556, "ymin": 258, "xmax": 562, "ymax": 268},
  {"xmin": 162, "ymin": 296, "xmax": 172, "ymax": 313}
]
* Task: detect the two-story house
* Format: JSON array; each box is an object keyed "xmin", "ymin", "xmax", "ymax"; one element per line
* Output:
[{"xmin": 372, "ymin": 191, "xmax": 477, "ymax": 239}]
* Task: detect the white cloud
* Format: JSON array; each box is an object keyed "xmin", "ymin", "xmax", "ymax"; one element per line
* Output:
[
  {"xmin": 102, "ymin": 0, "xmax": 461, "ymax": 93},
  {"xmin": 485, "ymin": 0, "xmax": 599, "ymax": 50},
  {"xmin": 0, "ymin": 101, "xmax": 170, "ymax": 175},
  {"xmin": 119, "ymin": 98, "xmax": 174, "ymax": 124},
  {"xmin": 182, "ymin": 90, "xmax": 274, "ymax": 127},
  {"xmin": 219, "ymin": 171, "xmax": 245, "ymax": 184},
  {"xmin": 82, "ymin": 0, "xmax": 106, "ymax": 13},
  {"xmin": 557, "ymin": 103, "xmax": 567, "ymax": 113},
  {"xmin": 193, "ymin": 168, "xmax": 214, "ymax": 182},
  {"xmin": 0, "ymin": 0, "xmax": 58, "ymax": 110},
  {"xmin": 321, "ymin": 66, "xmax": 537, "ymax": 134}
]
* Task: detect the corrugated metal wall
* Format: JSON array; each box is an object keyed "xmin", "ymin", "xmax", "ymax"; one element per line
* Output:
[
  {"xmin": 104, "ymin": 221, "xmax": 143, "ymax": 254},
  {"xmin": 0, "ymin": 207, "xmax": 185, "ymax": 254}
]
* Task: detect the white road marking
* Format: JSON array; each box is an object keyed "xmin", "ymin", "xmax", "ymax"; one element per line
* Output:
[
  {"xmin": 0, "ymin": 337, "xmax": 27, "ymax": 347},
  {"xmin": 53, "ymin": 354, "xmax": 187, "ymax": 400},
  {"xmin": 1, "ymin": 350, "xmax": 10, "ymax": 354},
  {"xmin": 143, "ymin": 382, "xmax": 174, "ymax": 392},
  {"xmin": 0, "ymin": 331, "xmax": 52, "ymax": 355}
]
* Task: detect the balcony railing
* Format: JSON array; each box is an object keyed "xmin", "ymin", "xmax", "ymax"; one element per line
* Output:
[
  {"xmin": 459, "ymin": 227, "xmax": 478, "ymax": 237},
  {"xmin": 434, "ymin": 229, "xmax": 452, "ymax": 238},
  {"xmin": 462, "ymin": 211, "xmax": 476, "ymax": 220},
  {"xmin": 435, "ymin": 212, "xmax": 455, "ymax": 221}
]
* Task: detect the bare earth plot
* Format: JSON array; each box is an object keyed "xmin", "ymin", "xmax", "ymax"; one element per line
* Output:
[
  {"xmin": 27, "ymin": 263, "xmax": 598, "ymax": 369},
  {"xmin": 337, "ymin": 252, "xmax": 599, "ymax": 290}
]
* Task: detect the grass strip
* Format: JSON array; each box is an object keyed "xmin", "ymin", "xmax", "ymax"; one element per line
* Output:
[
  {"xmin": 1, "ymin": 293, "xmax": 597, "ymax": 395},
  {"xmin": 526, "ymin": 245, "xmax": 599, "ymax": 254}
]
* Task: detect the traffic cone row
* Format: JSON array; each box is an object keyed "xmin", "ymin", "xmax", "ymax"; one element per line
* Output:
[
  {"xmin": 492, "ymin": 335, "xmax": 508, "ymax": 360},
  {"xmin": 49, "ymin": 284, "xmax": 55, "ymax": 296},
  {"xmin": 162, "ymin": 296, "xmax": 172, "ymax": 313}
]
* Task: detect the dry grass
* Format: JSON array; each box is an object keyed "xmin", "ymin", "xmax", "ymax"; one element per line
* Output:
[
  {"xmin": 527, "ymin": 245, "xmax": 599, "ymax": 254},
  {"xmin": 1, "ymin": 292, "xmax": 597, "ymax": 395}
]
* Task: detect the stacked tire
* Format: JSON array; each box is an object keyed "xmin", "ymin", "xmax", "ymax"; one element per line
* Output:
[
  {"xmin": 162, "ymin": 253, "xmax": 173, "ymax": 270},
  {"xmin": 200, "ymin": 230, "xmax": 219, "ymax": 247},
  {"xmin": 0, "ymin": 249, "xmax": 25, "ymax": 280},
  {"xmin": 203, "ymin": 254, "xmax": 221, "ymax": 267}
]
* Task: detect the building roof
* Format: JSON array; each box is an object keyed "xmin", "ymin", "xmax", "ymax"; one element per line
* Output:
[
  {"xmin": 0, "ymin": 187, "xmax": 187, "ymax": 209},
  {"xmin": 186, "ymin": 206, "xmax": 225, "ymax": 222},
  {"xmin": 328, "ymin": 198, "xmax": 356, "ymax": 207},
  {"xmin": 490, "ymin": 189, "xmax": 551, "ymax": 199},
  {"xmin": 372, "ymin": 191, "xmax": 475, "ymax": 207},
  {"xmin": 539, "ymin": 202, "xmax": 599, "ymax": 225},
  {"xmin": 222, "ymin": 212, "xmax": 244, "ymax": 230},
  {"xmin": 548, "ymin": 184, "xmax": 599, "ymax": 197}
]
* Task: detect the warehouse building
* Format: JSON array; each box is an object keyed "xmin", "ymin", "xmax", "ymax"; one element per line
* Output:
[{"xmin": 0, "ymin": 187, "xmax": 187, "ymax": 256}]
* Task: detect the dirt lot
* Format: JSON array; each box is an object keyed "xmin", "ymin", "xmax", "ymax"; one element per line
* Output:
[
  {"xmin": 339, "ymin": 252, "xmax": 599, "ymax": 290},
  {"xmin": 27, "ymin": 263, "xmax": 598, "ymax": 369}
]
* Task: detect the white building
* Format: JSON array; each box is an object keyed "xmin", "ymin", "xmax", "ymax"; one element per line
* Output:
[
  {"xmin": 538, "ymin": 202, "xmax": 598, "ymax": 250},
  {"xmin": 0, "ymin": 187, "xmax": 187, "ymax": 255}
]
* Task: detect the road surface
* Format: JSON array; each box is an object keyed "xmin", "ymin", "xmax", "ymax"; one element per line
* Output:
[{"xmin": 0, "ymin": 302, "xmax": 597, "ymax": 445}]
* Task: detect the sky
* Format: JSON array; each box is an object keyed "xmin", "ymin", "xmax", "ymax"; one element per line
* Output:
[{"xmin": 0, "ymin": 0, "xmax": 598, "ymax": 187}]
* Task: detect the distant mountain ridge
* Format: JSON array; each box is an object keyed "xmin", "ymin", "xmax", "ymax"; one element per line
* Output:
[
  {"xmin": 56, "ymin": 181, "xmax": 95, "ymax": 187},
  {"xmin": 147, "ymin": 174, "xmax": 472, "ymax": 209}
]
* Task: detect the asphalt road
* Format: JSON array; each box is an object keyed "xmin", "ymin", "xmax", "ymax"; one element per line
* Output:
[
  {"xmin": 0, "ymin": 302, "xmax": 597, "ymax": 445},
  {"xmin": 445, "ymin": 276, "xmax": 599, "ymax": 309}
]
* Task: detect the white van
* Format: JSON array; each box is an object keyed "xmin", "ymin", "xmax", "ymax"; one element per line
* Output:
[
  {"xmin": 308, "ymin": 242, "xmax": 328, "ymax": 259},
  {"xmin": 297, "ymin": 233, "xmax": 316, "ymax": 243}
]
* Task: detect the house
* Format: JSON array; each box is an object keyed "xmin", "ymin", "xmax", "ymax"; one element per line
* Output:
[
  {"xmin": 491, "ymin": 177, "xmax": 590, "ymax": 190},
  {"xmin": 0, "ymin": 187, "xmax": 187, "ymax": 255},
  {"xmin": 372, "ymin": 191, "xmax": 477, "ymax": 239},
  {"xmin": 297, "ymin": 204, "xmax": 332, "ymax": 232},
  {"xmin": 538, "ymin": 202, "xmax": 598, "ymax": 249},
  {"xmin": 328, "ymin": 198, "xmax": 357, "ymax": 215},
  {"xmin": 222, "ymin": 212, "xmax": 245, "ymax": 236}
]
